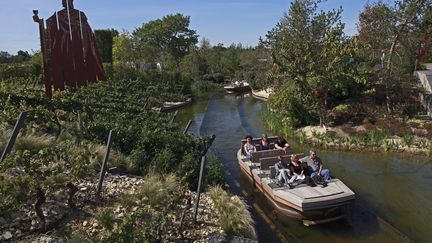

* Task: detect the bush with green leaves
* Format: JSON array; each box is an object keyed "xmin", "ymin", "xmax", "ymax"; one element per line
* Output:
[
  {"xmin": 96, "ymin": 208, "xmax": 116, "ymax": 230},
  {"xmin": 104, "ymin": 208, "xmax": 167, "ymax": 243},
  {"xmin": 206, "ymin": 155, "xmax": 226, "ymax": 188}
]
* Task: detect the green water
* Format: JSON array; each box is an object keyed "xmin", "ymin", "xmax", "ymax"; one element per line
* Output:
[{"xmin": 176, "ymin": 92, "xmax": 432, "ymax": 243}]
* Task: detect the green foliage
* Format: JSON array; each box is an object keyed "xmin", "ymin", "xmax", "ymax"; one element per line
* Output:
[
  {"xmin": 402, "ymin": 133, "xmax": 415, "ymax": 148},
  {"xmin": 94, "ymin": 29, "xmax": 118, "ymax": 63},
  {"xmin": 267, "ymin": 84, "xmax": 317, "ymax": 128},
  {"xmin": 105, "ymin": 208, "xmax": 167, "ymax": 243},
  {"xmin": 0, "ymin": 50, "xmax": 32, "ymax": 64},
  {"xmin": 151, "ymin": 148, "xmax": 176, "ymax": 173},
  {"xmin": 69, "ymin": 231, "xmax": 94, "ymax": 243},
  {"xmin": 206, "ymin": 155, "xmax": 226, "ymax": 188},
  {"xmin": 179, "ymin": 152, "xmax": 201, "ymax": 190},
  {"xmin": 137, "ymin": 173, "xmax": 184, "ymax": 208},
  {"xmin": 191, "ymin": 80, "xmax": 219, "ymax": 95},
  {"xmin": 262, "ymin": 0, "xmax": 369, "ymax": 127},
  {"xmin": 113, "ymin": 32, "xmax": 134, "ymax": 64},
  {"xmin": 132, "ymin": 13, "xmax": 198, "ymax": 64},
  {"xmin": 96, "ymin": 208, "xmax": 116, "ymax": 230},
  {"xmin": 119, "ymin": 193, "xmax": 136, "ymax": 209},
  {"xmin": 367, "ymin": 129, "xmax": 387, "ymax": 147},
  {"xmin": 0, "ymin": 63, "xmax": 41, "ymax": 81},
  {"xmin": 209, "ymin": 186, "xmax": 256, "ymax": 239}
]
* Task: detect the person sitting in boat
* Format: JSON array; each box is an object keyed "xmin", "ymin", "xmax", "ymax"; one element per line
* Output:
[
  {"xmin": 275, "ymin": 156, "xmax": 291, "ymax": 187},
  {"xmin": 275, "ymin": 135, "xmax": 290, "ymax": 153},
  {"xmin": 300, "ymin": 148, "xmax": 330, "ymax": 182},
  {"xmin": 243, "ymin": 135, "xmax": 256, "ymax": 160},
  {"xmin": 259, "ymin": 133, "xmax": 271, "ymax": 150},
  {"xmin": 288, "ymin": 154, "xmax": 305, "ymax": 187},
  {"xmin": 234, "ymin": 80, "xmax": 240, "ymax": 87}
]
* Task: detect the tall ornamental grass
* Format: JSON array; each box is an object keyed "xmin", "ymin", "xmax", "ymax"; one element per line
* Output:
[{"xmin": 209, "ymin": 186, "xmax": 256, "ymax": 239}]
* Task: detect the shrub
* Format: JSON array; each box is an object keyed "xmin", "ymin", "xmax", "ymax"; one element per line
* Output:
[
  {"xmin": 14, "ymin": 132, "xmax": 54, "ymax": 153},
  {"xmin": 402, "ymin": 134, "xmax": 415, "ymax": 148},
  {"xmin": 268, "ymin": 84, "xmax": 318, "ymax": 128},
  {"xmin": 179, "ymin": 152, "xmax": 201, "ymax": 190},
  {"xmin": 0, "ymin": 63, "xmax": 41, "ymax": 80},
  {"xmin": 191, "ymin": 80, "xmax": 218, "ymax": 95},
  {"xmin": 137, "ymin": 173, "xmax": 183, "ymax": 208},
  {"xmin": 105, "ymin": 208, "xmax": 167, "ymax": 243},
  {"xmin": 96, "ymin": 208, "xmax": 115, "ymax": 230},
  {"xmin": 206, "ymin": 155, "xmax": 226, "ymax": 187},
  {"xmin": 209, "ymin": 186, "xmax": 256, "ymax": 239},
  {"xmin": 119, "ymin": 193, "xmax": 136, "ymax": 209},
  {"xmin": 151, "ymin": 148, "xmax": 176, "ymax": 173},
  {"xmin": 367, "ymin": 129, "xmax": 386, "ymax": 147}
]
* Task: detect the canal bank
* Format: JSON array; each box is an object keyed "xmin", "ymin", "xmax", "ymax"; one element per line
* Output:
[{"xmin": 176, "ymin": 92, "xmax": 431, "ymax": 242}]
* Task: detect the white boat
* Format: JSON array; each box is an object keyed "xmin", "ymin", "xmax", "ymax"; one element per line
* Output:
[
  {"xmin": 224, "ymin": 81, "xmax": 251, "ymax": 93},
  {"xmin": 237, "ymin": 136, "xmax": 355, "ymax": 225}
]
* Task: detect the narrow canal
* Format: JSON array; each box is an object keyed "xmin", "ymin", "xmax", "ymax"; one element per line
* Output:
[{"xmin": 176, "ymin": 92, "xmax": 432, "ymax": 243}]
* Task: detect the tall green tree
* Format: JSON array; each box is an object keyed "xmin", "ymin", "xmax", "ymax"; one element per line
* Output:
[
  {"xmin": 132, "ymin": 13, "xmax": 198, "ymax": 65},
  {"xmin": 265, "ymin": 0, "xmax": 360, "ymax": 126},
  {"xmin": 94, "ymin": 29, "xmax": 119, "ymax": 63},
  {"xmin": 113, "ymin": 31, "xmax": 134, "ymax": 64},
  {"xmin": 358, "ymin": 0, "xmax": 432, "ymax": 113}
]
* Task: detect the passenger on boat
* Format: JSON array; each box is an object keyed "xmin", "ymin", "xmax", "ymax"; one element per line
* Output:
[
  {"xmin": 275, "ymin": 135, "xmax": 290, "ymax": 153},
  {"xmin": 274, "ymin": 156, "xmax": 291, "ymax": 187},
  {"xmin": 243, "ymin": 135, "xmax": 256, "ymax": 160},
  {"xmin": 300, "ymin": 149, "xmax": 330, "ymax": 182},
  {"xmin": 288, "ymin": 154, "xmax": 305, "ymax": 187},
  {"xmin": 259, "ymin": 133, "xmax": 271, "ymax": 150}
]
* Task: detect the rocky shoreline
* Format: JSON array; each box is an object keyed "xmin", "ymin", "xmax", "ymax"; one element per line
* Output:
[
  {"xmin": 1, "ymin": 174, "xmax": 225, "ymax": 242},
  {"xmin": 296, "ymin": 125, "xmax": 432, "ymax": 155}
]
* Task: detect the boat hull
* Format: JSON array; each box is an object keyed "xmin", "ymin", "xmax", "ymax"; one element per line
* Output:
[{"xmin": 224, "ymin": 85, "xmax": 251, "ymax": 93}]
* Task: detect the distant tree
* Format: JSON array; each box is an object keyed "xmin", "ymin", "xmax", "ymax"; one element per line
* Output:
[
  {"xmin": 132, "ymin": 13, "xmax": 198, "ymax": 65},
  {"xmin": 358, "ymin": 1, "xmax": 394, "ymax": 64},
  {"xmin": 0, "ymin": 50, "xmax": 31, "ymax": 63},
  {"xmin": 95, "ymin": 29, "xmax": 119, "ymax": 63},
  {"xmin": 113, "ymin": 31, "xmax": 134, "ymax": 64},
  {"xmin": 239, "ymin": 44, "xmax": 272, "ymax": 90},
  {"xmin": 0, "ymin": 51, "xmax": 11, "ymax": 63}
]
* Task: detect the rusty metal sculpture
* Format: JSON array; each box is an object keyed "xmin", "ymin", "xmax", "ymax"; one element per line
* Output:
[{"xmin": 33, "ymin": 0, "xmax": 106, "ymax": 98}]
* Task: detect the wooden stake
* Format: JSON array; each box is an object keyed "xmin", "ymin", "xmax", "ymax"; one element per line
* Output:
[
  {"xmin": 1, "ymin": 111, "xmax": 28, "ymax": 163},
  {"xmin": 96, "ymin": 130, "xmax": 114, "ymax": 199}
]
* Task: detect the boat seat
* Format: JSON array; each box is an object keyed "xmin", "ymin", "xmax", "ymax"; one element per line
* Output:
[
  {"xmin": 249, "ymin": 164, "xmax": 258, "ymax": 170},
  {"xmin": 259, "ymin": 155, "xmax": 291, "ymax": 170},
  {"xmin": 241, "ymin": 136, "xmax": 278, "ymax": 155},
  {"xmin": 252, "ymin": 149, "xmax": 286, "ymax": 164},
  {"xmin": 255, "ymin": 143, "xmax": 276, "ymax": 151},
  {"xmin": 269, "ymin": 166, "xmax": 276, "ymax": 179}
]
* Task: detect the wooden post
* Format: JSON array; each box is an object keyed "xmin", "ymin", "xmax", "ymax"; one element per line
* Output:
[
  {"xmin": 1, "ymin": 111, "xmax": 27, "ymax": 163},
  {"xmin": 183, "ymin": 120, "xmax": 192, "ymax": 134},
  {"xmin": 192, "ymin": 134, "xmax": 216, "ymax": 223},
  {"xmin": 77, "ymin": 111, "xmax": 84, "ymax": 141},
  {"xmin": 170, "ymin": 110, "xmax": 178, "ymax": 125},
  {"xmin": 85, "ymin": 97, "xmax": 94, "ymax": 122},
  {"xmin": 192, "ymin": 155, "xmax": 206, "ymax": 223},
  {"xmin": 96, "ymin": 130, "xmax": 114, "ymax": 199}
]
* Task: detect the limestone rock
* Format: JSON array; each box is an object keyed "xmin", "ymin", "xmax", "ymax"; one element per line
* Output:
[{"xmin": 2, "ymin": 231, "xmax": 13, "ymax": 240}]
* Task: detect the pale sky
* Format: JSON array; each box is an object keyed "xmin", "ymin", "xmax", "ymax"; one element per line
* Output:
[{"xmin": 0, "ymin": 0, "xmax": 391, "ymax": 54}]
